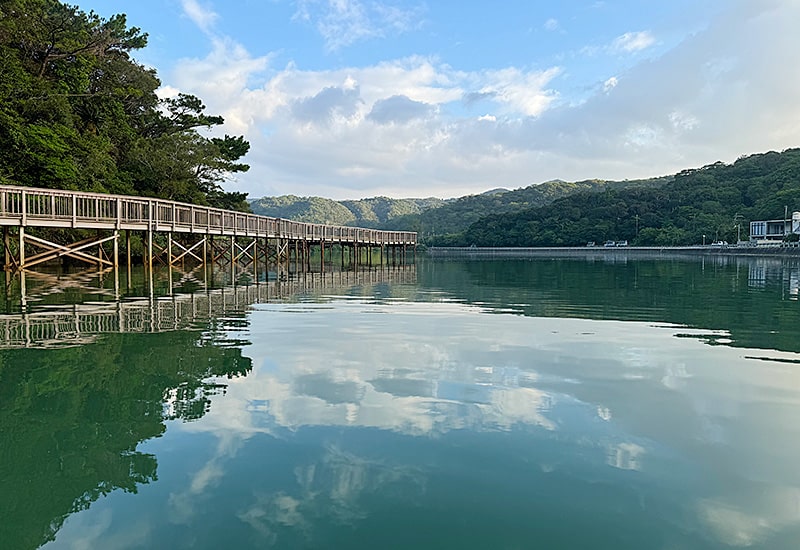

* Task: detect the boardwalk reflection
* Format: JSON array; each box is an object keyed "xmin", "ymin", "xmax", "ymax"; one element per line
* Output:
[
  {"xmin": 0, "ymin": 264, "xmax": 416, "ymax": 550},
  {"xmin": 0, "ymin": 265, "xmax": 417, "ymax": 349}
]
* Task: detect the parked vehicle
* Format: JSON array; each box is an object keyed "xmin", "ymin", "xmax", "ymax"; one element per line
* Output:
[
  {"xmin": 604, "ymin": 240, "xmax": 616, "ymax": 247},
  {"xmin": 616, "ymin": 240, "xmax": 628, "ymax": 247},
  {"xmin": 586, "ymin": 241, "xmax": 596, "ymax": 247},
  {"xmin": 710, "ymin": 241, "xmax": 729, "ymax": 247}
]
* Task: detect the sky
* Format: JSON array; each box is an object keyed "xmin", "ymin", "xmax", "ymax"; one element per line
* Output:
[{"xmin": 76, "ymin": 0, "xmax": 800, "ymax": 200}]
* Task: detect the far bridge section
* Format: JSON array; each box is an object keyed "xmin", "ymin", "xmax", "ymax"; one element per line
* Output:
[{"xmin": 0, "ymin": 185, "xmax": 416, "ymax": 272}]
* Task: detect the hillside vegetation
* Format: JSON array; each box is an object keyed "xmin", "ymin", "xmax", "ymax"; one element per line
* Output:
[
  {"xmin": 250, "ymin": 177, "xmax": 669, "ymax": 240},
  {"xmin": 249, "ymin": 195, "xmax": 445, "ymax": 226},
  {"xmin": 460, "ymin": 149, "xmax": 800, "ymax": 247},
  {"xmin": 383, "ymin": 177, "xmax": 669, "ymax": 242}
]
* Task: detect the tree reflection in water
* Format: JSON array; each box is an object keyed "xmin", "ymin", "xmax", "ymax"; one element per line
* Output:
[{"xmin": 0, "ymin": 328, "xmax": 251, "ymax": 549}]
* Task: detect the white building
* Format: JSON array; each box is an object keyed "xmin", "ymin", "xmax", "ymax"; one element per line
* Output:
[{"xmin": 750, "ymin": 211, "xmax": 800, "ymax": 242}]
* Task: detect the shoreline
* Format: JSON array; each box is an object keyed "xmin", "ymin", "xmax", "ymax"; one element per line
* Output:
[{"xmin": 427, "ymin": 245, "xmax": 800, "ymax": 258}]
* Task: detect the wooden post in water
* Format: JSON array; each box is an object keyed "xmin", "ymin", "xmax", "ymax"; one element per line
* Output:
[
  {"xmin": 167, "ymin": 232, "xmax": 173, "ymax": 266},
  {"xmin": 3, "ymin": 227, "xmax": 9, "ymax": 270},
  {"xmin": 147, "ymin": 229, "xmax": 153, "ymax": 272},
  {"xmin": 113, "ymin": 230, "xmax": 119, "ymax": 268},
  {"xmin": 253, "ymin": 237, "xmax": 258, "ymax": 282},
  {"xmin": 125, "ymin": 230, "xmax": 131, "ymax": 267},
  {"xmin": 19, "ymin": 226, "xmax": 25, "ymax": 269}
]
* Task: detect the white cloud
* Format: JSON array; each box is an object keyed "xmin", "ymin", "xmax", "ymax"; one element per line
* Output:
[
  {"xmin": 180, "ymin": 0, "xmax": 219, "ymax": 34},
  {"xmin": 603, "ymin": 76, "xmax": 618, "ymax": 93},
  {"xmin": 544, "ymin": 18, "xmax": 559, "ymax": 32},
  {"xmin": 292, "ymin": 84, "xmax": 363, "ymax": 126},
  {"xmin": 160, "ymin": 1, "xmax": 800, "ymax": 200},
  {"xmin": 367, "ymin": 95, "xmax": 435, "ymax": 125},
  {"xmin": 611, "ymin": 31, "xmax": 656, "ymax": 53},
  {"xmin": 471, "ymin": 66, "xmax": 562, "ymax": 117},
  {"xmin": 294, "ymin": 0, "xmax": 425, "ymax": 52}
]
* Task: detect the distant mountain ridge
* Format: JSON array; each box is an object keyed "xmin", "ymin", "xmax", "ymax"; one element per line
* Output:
[
  {"xmin": 249, "ymin": 176, "xmax": 670, "ymax": 241},
  {"xmin": 459, "ymin": 148, "xmax": 800, "ymax": 247},
  {"xmin": 248, "ymin": 195, "xmax": 446, "ymax": 227}
]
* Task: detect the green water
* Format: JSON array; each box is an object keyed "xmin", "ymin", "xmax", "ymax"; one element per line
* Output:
[{"xmin": 3, "ymin": 256, "xmax": 800, "ymax": 549}]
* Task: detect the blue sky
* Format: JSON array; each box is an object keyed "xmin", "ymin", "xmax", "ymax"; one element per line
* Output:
[{"xmin": 77, "ymin": 0, "xmax": 799, "ymax": 200}]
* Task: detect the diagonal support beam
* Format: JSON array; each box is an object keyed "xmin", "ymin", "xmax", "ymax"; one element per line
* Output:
[
  {"xmin": 170, "ymin": 238, "xmax": 205, "ymax": 264},
  {"xmin": 232, "ymin": 240, "xmax": 256, "ymax": 265},
  {"xmin": 21, "ymin": 233, "xmax": 117, "ymax": 269}
]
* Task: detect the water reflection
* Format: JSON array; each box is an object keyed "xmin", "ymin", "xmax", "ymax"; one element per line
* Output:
[
  {"xmin": 5, "ymin": 257, "xmax": 800, "ymax": 548},
  {"xmin": 419, "ymin": 255, "xmax": 800, "ymax": 353},
  {"xmin": 0, "ymin": 266, "xmax": 415, "ymax": 550},
  {"xmin": 126, "ymin": 296, "xmax": 800, "ymax": 548},
  {"xmin": 0, "ymin": 267, "xmax": 417, "ymax": 349}
]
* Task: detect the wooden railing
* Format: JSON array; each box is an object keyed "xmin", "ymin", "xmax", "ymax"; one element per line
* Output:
[{"xmin": 0, "ymin": 185, "xmax": 416, "ymax": 245}]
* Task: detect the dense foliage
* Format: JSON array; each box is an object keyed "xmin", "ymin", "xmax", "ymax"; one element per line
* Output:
[
  {"xmin": 460, "ymin": 149, "xmax": 800, "ymax": 247},
  {"xmin": 249, "ymin": 178, "xmax": 668, "ymax": 240},
  {"xmin": 0, "ymin": 0, "xmax": 250, "ymax": 210},
  {"xmin": 385, "ymin": 177, "xmax": 669, "ymax": 244},
  {"xmin": 249, "ymin": 194, "xmax": 446, "ymax": 227}
]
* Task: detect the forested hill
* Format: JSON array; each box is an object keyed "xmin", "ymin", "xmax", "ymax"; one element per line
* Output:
[
  {"xmin": 248, "ymin": 196, "xmax": 445, "ymax": 226},
  {"xmin": 458, "ymin": 149, "xmax": 800, "ymax": 247},
  {"xmin": 0, "ymin": 1, "xmax": 251, "ymax": 211},
  {"xmin": 380, "ymin": 177, "xmax": 669, "ymax": 241},
  {"xmin": 250, "ymin": 177, "xmax": 669, "ymax": 238}
]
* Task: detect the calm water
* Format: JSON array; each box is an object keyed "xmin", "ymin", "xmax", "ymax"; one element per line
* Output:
[{"xmin": 3, "ymin": 255, "xmax": 800, "ymax": 549}]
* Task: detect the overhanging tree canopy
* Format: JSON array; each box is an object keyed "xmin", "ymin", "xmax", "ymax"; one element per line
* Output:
[{"xmin": 0, "ymin": 0, "xmax": 251, "ymax": 211}]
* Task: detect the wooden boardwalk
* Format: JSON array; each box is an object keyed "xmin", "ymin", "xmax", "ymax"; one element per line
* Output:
[{"xmin": 0, "ymin": 185, "xmax": 416, "ymax": 271}]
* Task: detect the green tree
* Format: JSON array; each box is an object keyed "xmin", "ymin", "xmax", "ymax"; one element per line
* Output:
[{"xmin": 0, "ymin": 0, "xmax": 251, "ymax": 210}]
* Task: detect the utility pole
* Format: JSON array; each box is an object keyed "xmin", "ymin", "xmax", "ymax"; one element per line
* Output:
[
  {"xmin": 733, "ymin": 213, "xmax": 743, "ymax": 244},
  {"xmin": 785, "ymin": 205, "xmax": 789, "ymax": 237}
]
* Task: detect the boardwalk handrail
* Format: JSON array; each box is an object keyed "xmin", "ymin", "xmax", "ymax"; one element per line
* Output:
[{"xmin": 0, "ymin": 184, "xmax": 416, "ymax": 245}]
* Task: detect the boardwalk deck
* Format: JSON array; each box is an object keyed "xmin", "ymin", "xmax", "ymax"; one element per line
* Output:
[{"xmin": 0, "ymin": 185, "xmax": 416, "ymax": 270}]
